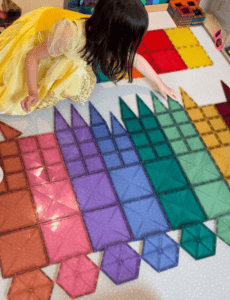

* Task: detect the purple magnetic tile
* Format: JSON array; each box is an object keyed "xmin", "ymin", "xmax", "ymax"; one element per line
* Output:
[
  {"xmin": 85, "ymin": 156, "xmax": 105, "ymax": 173},
  {"xmin": 74, "ymin": 128, "xmax": 92, "ymax": 142},
  {"xmin": 61, "ymin": 144, "xmax": 80, "ymax": 162},
  {"xmin": 37, "ymin": 133, "xmax": 58, "ymax": 149},
  {"xmin": 18, "ymin": 137, "xmax": 38, "ymax": 153},
  {"xmin": 54, "ymin": 107, "xmax": 70, "ymax": 131},
  {"xmin": 101, "ymin": 243, "xmax": 141, "ymax": 285},
  {"xmin": 83, "ymin": 205, "xmax": 132, "ymax": 251},
  {"xmin": 55, "ymin": 130, "xmax": 75, "ymax": 145},
  {"xmin": 22, "ymin": 152, "xmax": 43, "ymax": 169},
  {"xmin": 71, "ymin": 104, "xmax": 88, "ymax": 128},
  {"xmin": 66, "ymin": 160, "xmax": 86, "ymax": 177},
  {"xmin": 72, "ymin": 172, "xmax": 118, "ymax": 212},
  {"xmin": 42, "ymin": 148, "xmax": 62, "ymax": 165},
  {"xmin": 80, "ymin": 142, "xmax": 98, "ymax": 157}
]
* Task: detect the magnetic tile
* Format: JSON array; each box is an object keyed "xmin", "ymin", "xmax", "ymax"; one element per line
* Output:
[
  {"xmin": 0, "ymin": 226, "xmax": 48, "ymax": 278},
  {"xmin": 18, "ymin": 137, "xmax": 38, "ymax": 153},
  {"xmin": 3, "ymin": 156, "xmax": 23, "ymax": 173},
  {"xmin": 201, "ymin": 134, "xmax": 220, "ymax": 148},
  {"xmin": 22, "ymin": 152, "xmax": 43, "ymax": 169},
  {"xmin": 216, "ymin": 214, "xmax": 230, "ymax": 246},
  {"xmin": 179, "ymin": 123, "xmax": 197, "ymax": 137},
  {"xmin": 42, "ymin": 148, "xmax": 62, "ymax": 165},
  {"xmin": 121, "ymin": 150, "xmax": 139, "ymax": 165},
  {"xmin": 137, "ymin": 146, "xmax": 156, "ymax": 162},
  {"xmin": 164, "ymin": 126, "xmax": 181, "ymax": 140},
  {"xmin": 0, "ymin": 140, "xmax": 19, "ymax": 157},
  {"xmin": 186, "ymin": 136, "xmax": 205, "ymax": 151},
  {"xmin": 171, "ymin": 111, "xmax": 190, "ymax": 123},
  {"xmin": 61, "ymin": 144, "xmax": 80, "ymax": 161},
  {"xmin": 80, "ymin": 142, "xmax": 98, "ymax": 156},
  {"xmin": 202, "ymin": 106, "xmax": 220, "ymax": 118},
  {"xmin": 47, "ymin": 164, "xmax": 68, "ymax": 181},
  {"xmin": 218, "ymin": 131, "xmax": 230, "ymax": 144},
  {"xmin": 7, "ymin": 172, "xmax": 28, "ymax": 190},
  {"xmin": 209, "ymin": 118, "xmax": 227, "ymax": 131},
  {"xmin": 115, "ymin": 136, "xmax": 133, "ymax": 150},
  {"xmin": 111, "ymin": 114, "xmax": 127, "ymax": 136},
  {"xmin": 37, "ymin": 133, "xmax": 58, "ymax": 149},
  {"xmin": 210, "ymin": 147, "xmax": 230, "ymax": 177},
  {"xmin": 103, "ymin": 153, "xmax": 123, "ymax": 169},
  {"xmin": 97, "ymin": 138, "xmax": 116, "ymax": 154},
  {"xmin": 41, "ymin": 215, "xmax": 92, "ymax": 264},
  {"xmin": 27, "ymin": 168, "xmax": 48, "ymax": 186},
  {"xmin": 130, "ymin": 132, "xmax": 150, "ymax": 147},
  {"xmin": 89, "ymin": 102, "xmax": 105, "ymax": 126},
  {"xmin": 0, "ymin": 190, "xmax": 36, "ymax": 234},
  {"xmin": 74, "ymin": 127, "xmax": 92, "ymax": 142},
  {"xmin": 171, "ymin": 140, "xmax": 189, "ymax": 154},
  {"xmin": 55, "ymin": 130, "xmax": 75, "ymax": 145},
  {"xmin": 141, "ymin": 30, "xmax": 174, "ymax": 51},
  {"xmin": 91, "ymin": 124, "xmax": 110, "ymax": 139},
  {"xmin": 66, "ymin": 160, "xmax": 86, "ymax": 177},
  {"xmin": 155, "ymin": 143, "xmax": 173, "ymax": 157},
  {"xmin": 215, "ymin": 103, "xmax": 230, "ymax": 116},
  {"xmin": 85, "ymin": 156, "xmax": 105, "ymax": 173},
  {"xmin": 157, "ymin": 114, "xmax": 174, "ymax": 127},
  {"xmin": 0, "ymin": 121, "xmax": 21, "ymax": 140},
  {"xmin": 71, "ymin": 104, "xmax": 88, "ymax": 128},
  {"xmin": 193, "ymin": 121, "xmax": 212, "ymax": 134},
  {"xmin": 164, "ymin": 27, "xmax": 199, "ymax": 48},
  {"xmin": 140, "ymin": 116, "xmax": 158, "ymax": 130},
  {"xmin": 0, "ymin": 180, "xmax": 7, "ymax": 193},
  {"xmin": 147, "ymin": 129, "xmax": 166, "ymax": 144}
]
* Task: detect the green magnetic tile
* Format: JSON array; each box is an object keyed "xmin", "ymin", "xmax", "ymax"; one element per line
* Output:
[
  {"xmin": 164, "ymin": 126, "xmax": 181, "ymax": 140},
  {"xmin": 145, "ymin": 158, "xmax": 187, "ymax": 193},
  {"xmin": 194, "ymin": 180, "xmax": 230, "ymax": 219},
  {"xmin": 141, "ymin": 116, "xmax": 158, "ymax": 130},
  {"xmin": 216, "ymin": 214, "xmax": 230, "ymax": 245},
  {"xmin": 168, "ymin": 98, "xmax": 184, "ymax": 111},
  {"xmin": 120, "ymin": 97, "xmax": 137, "ymax": 120},
  {"xmin": 179, "ymin": 123, "xmax": 197, "ymax": 137},
  {"xmin": 151, "ymin": 92, "xmax": 167, "ymax": 113},
  {"xmin": 137, "ymin": 95, "xmax": 153, "ymax": 117},
  {"xmin": 186, "ymin": 136, "xmax": 206, "ymax": 151},
  {"xmin": 155, "ymin": 143, "xmax": 173, "ymax": 158},
  {"xmin": 131, "ymin": 132, "xmax": 149, "ymax": 147},
  {"xmin": 159, "ymin": 189, "xmax": 206, "ymax": 230},
  {"xmin": 178, "ymin": 151, "xmax": 221, "ymax": 185},
  {"xmin": 124, "ymin": 119, "xmax": 142, "ymax": 133},
  {"xmin": 172, "ymin": 111, "xmax": 190, "ymax": 124},
  {"xmin": 157, "ymin": 114, "xmax": 174, "ymax": 127},
  {"xmin": 138, "ymin": 146, "xmax": 156, "ymax": 162},
  {"xmin": 147, "ymin": 129, "xmax": 166, "ymax": 144},
  {"xmin": 171, "ymin": 140, "xmax": 189, "ymax": 155}
]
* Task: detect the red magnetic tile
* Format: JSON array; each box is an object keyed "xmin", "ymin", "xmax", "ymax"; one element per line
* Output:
[
  {"xmin": 151, "ymin": 48, "xmax": 188, "ymax": 74},
  {"xmin": 221, "ymin": 80, "xmax": 230, "ymax": 101},
  {"xmin": 47, "ymin": 164, "xmax": 68, "ymax": 181},
  {"xmin": 0, "ymin": 140, "xmax": 18, "ymax": 157},
  {"xmin": 137, "ymin": 42, "xmax": 147, "ymax": 54},
  {"xmin": 18, "ymin": 137, "xmax": 38, "ymax": 153},
  {"xmin": 141, "ymin": 30, "xmax": 175, "ymax": 52},
  {"xmin": 37, "ymin": 133, "xmax": 58, "ymax": 149},
  {"xmin": 42, "ymin": 148, "xmax": 62, "ymax": 165},
  {"xmin": 224, "ymin": 116, "xmax": 230, "ymax": 127},
  {"xmin": 22, "ymin": 151, "xmax": 43, "ymax": 169},
  {"xmin": 7, "ymin": 172, "xmax": 28, "ymax": 190},
  {"xmin": 0, "ymin": 226, "xmax": 48, "ymax": 278},
  {"xmin": 3, "ymin": 156, "xmax": 23, "ymax": 173},
  {"xmin": 0, "ymin": 190, "xmax": 37, "ymax": 234},
  {"xmin": 40, "ymin": 215, "xmax": 92, "ymax": 264},
  {"xmin": 215, "ymin": 103, "xmax": 230, "ymax": 116},
  {"xmin": 0, "ymin": 121, "xmax": 22, "ymax": 140},
  {"xmin": 8, "ymin": 269, "xmax": 54, "ymax": 300},
  {"xmin": 31, "ymin": 180, "xmax": 80, "ymax": 222},
  {"xmin": 0, "ymin": 180, "xmax": 7, "ymax": 193},
  {"xmin": 27, "ymin": 167, "xmax": 48, "ymax": 186}
]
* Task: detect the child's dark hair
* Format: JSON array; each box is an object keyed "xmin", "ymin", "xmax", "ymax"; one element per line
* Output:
[{"xmin": 79, "ymin": 0, "xmax": 149, "ymax": 85}]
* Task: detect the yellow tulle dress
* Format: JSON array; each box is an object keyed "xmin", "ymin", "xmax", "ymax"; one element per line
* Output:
[{"xmin": 0, "ymin": 6, "xmax": 97, "ymax": 115}]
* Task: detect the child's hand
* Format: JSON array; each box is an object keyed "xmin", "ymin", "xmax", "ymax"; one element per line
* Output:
[
  {"xmin": 21, "ymin": 93, "xmax": 39, "ymax": 113},
  {"xmin": 158, "ymin": 82, "xmax": 178, "ymax": 101}
]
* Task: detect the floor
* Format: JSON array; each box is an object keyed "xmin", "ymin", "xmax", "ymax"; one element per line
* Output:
[{"xmin": 0, "ymin": 1, "xmax": 230, "ymax": 300}]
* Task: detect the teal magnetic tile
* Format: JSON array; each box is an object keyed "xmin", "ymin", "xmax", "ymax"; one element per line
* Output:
[
  {"xmin": 164, "ymin": 126, "xmax": 181, "ymax": 140},
  {"xmin": 141, "ymin": 116, "xmax": 158, "ymax": 130},
  {"xmin": 137, "ymin": 147, "xmax": 156, "ymax": 162},
  {"xmin": 147, "ymin": 129, "xmax": 166, "ymax": 144},
  {"xmin": 179, "ymin": 123, "xmax": 197, "ymax": 137},
  {"xmin": 124, "ymin": 119, "xmax": 142, "ymax": 133},
  {"xmin": 171, "ymin": 140, "xmax": 189, "ymax": 155},
  {"xmin": 157, "ymin": 114, "xmax": 174, "ymax": 127},
  {"xmin": 172, "ymin": 111, "xmax": 190, "ymax": 124},
  {"xmin": 131, "ymin": 132, "xmax": 149, "ymax": 147},
  {"xmin": 186, "ymin": 136, "xmax": 206, "ymax": 151},
  {"xmin": 155, "ymin": 143, "xmax": 173, "ymax": 158}
]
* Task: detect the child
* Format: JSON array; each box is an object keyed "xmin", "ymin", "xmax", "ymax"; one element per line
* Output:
[{"xmin": 0, "ymin": 0, "xmax": 177, "ymax": 115}]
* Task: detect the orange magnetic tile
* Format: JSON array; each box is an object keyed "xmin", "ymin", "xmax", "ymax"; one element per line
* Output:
[
  {"xmin": 201, "ymin": 134, "xmax": 220, "ymax": 148},
  {"xmin": 0, "ymin": 140, "xmax": 19, "ymax": 157},
  {"xmin": 193, "ymin": 121, "xmax": 212, "ymax": 134},
  {"xmin": 201, "ymin": 105, "xmax": 220, "ymax": 118},
  {"xmin": 132, "ymin": 67, "xmax": 144, "ymax": 79},
  {"xmin": 0, "ymin": 190, "xmax": 37, "ymax": 234},
  {"xmin": 0, "ymin": 226, "xmax": 48, "ymax": 278},
  {"xmin": 0, "ymin": 180, "xmax": 7, "ymax": 193},
  {"xmin": 209, "ymin": 118, "xmax": 227, "ymax": 131},
  {"xmin": 8, "ymin": 269, "xmax": 54, "ymax": 300},
  {"xmin": 187, "ymin": 108, "xmax": 204, "ymax": 121},
  {"xmin": 0, "ymin": 121, "xmax": 22, "ymax": 140},
  {"xmin": 3, "ymin": 156, "xmax": 23, "ymax": 174},
  {"xmin": 210, "ymin": 147, "xmax": 230, "ymax": 177},
  {"xmin": 218, "ymin": 131, "xmax": 230, "ymax": 144},
  {"xmin": 7, "ymin": 172, "xmax": 28, "ymax": 190}
]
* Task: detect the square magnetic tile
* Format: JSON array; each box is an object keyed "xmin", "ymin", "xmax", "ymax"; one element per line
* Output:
[
  {"xmin": 172, "ymin": 111, "xmax": 190, "ymax": 123},
  {"xmin": 66, "ymin": 160, "xmax": 86, "ymax": 177},
  {"xmin": 186, "ymin": 136, "xmax": 205, "ymax": 151},
  {"xmin": 164, "ymin": 126, "xmax": 181, "ymax": 140},
  {"xmin": 137, "ymin": 146, "xmax": 156, "ymax": 162},
  {"xmin": 37, "ymin": 133, "xmax": 58, "ymax": 149},
  {"xmin": 97, "ymin": 138, "xmax": 116, "ymax": 154},
  {"xmin": 0, "ymin": 140, "xmax": 19, "ymax": 157},
  {"xmin": 55, "ymin": 130, "xmax": 75, "ymax": 145},
  {"xmin": 27, "ymin": 167, "xmax": 48, "ymax": 186},
  {"xmin": 18, "ymin": 137, "xmax": 38, "ymax": 153},
  {"xmin": 42, "ymin": 148, "xmax": 62, "ymax": 165},
  {"xmin": 103, "ymin": 153, "xmax": 123, "ymax": 169},
  {"xmin": 157, "ymin": 114, "xmax": 174, "ymax": 127},
  {"xmin": 124, "ymin": 119, "xmax": 142, "ymax": 133},
  {"xmin": 22, "ymin": 151, "xmax": 43, "ymax": 169},
  {"xmin": 141, "ymin": 29, "xmax": 175, "ymax": 51},
  {"xmin": 3, "ymin": 156, "xmax": 23, "ymax": 173},
  {"xmin": 74, "ymin": 127, "xmax": 92, "ymax": 142},
  {"xmin": 115, "ymin": 136, "xmax": 133, "ymax": 150},
  {"xmin": 80, "ymin": 142, "xmax": 99, "ymax": 157},
  {"xmin": 47, "ymin": 164, "xmax": 68, "ymax": 181},
  {"xmin": 141, "ymin": 116, "xmax": 158, "ymax": 130},
  {"xmin": 131, "ymin": 132, "xmax": 150, "ymax": 147},
  {"xmin": 218, "ymin": 131, "xmax": 230, "ymax": 144},
  {"xmin": 147, "ymin": 129, "xmax": 166, "ymax": 144},
  {"xmin": 193, "ymin": 121, "xmax": 212, "ymax": 134},
  {"xmin": 121, "ymin": 150, "xmax": 140, "ymax": 165},
  {"xmin": 7, "ymin": 172, "xmax": 28, "ymax": 190},
  {"xmin": 187, "ymin": 108, "xmax": 204, "ymax": 120},
  {"xmin": 179, "ymin": 123, "xmax": 197, "ymax": 137},
  {"xmin": 171, "ymin": 140, "xmax": 189, "ymax": 154},
  {"xmin": 202, "ymin": 134, "xmax": 220, "ymax": 148},
  {"xmin": 92, "ymin": 124, "xmax": 110, "ymax": 139},
  {"xmin": 0, "ymin": 181, "xmax": 7, "ymax": 193},
  {"xmin": 155, "ymin": 143, "xmax": 173, "ymax": 157},
  {"xmin": 61, "ymin": 144, "xmax": 80, "ymax": 161},
  {"xmin": 202, "ymin": 106, "xmax": 219, "ymax": 118},
  {"xmin": 85, "ymin": 156, "xmax": 105, "ymax": 173},
  {"xmin": 209, "ymin": 118, "xmax": 227, "ymax": 131}
]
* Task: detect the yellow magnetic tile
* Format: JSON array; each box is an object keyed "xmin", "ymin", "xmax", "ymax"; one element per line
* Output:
[
  {"xmin": 177, "ymin": 45, "xmax": 213, "ymax": 69},
  {"xmin": 202, "ymin": 134, "xmax": 220, "ymax": 148},
  {"xmin": 209, "ymin": 118, "xmax": 227, "ymax": 131},
  {"xmin": 194, "ymin": 121, "xmax": 212, "ymax": 134},
  {"xmin": 180, "ymin": 88, "xmax": 198, "ymax": 109},
  {"xmin": 164, "ymin": 27, "xmax": 199, "ymax": 48},
  {"xmin": 210, "ymin": 146, "xmax": 230, "ymax": 177},
  {"xmin": 218, "ymin": 131, "xmax": 230, "ymax": 144},
  {"xmin": 202, "ymin": 105, "xmax": 220, "ymax": 118},
  {"xmin": 187, "ymin": 108, "xmax": 204, "ymax": 121}
]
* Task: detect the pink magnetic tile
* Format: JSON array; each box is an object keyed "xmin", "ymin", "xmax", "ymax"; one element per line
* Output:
[
  {"xmin": 42, "ymin": 148, "xmax": 62, "ymax": 165},
  {"xmin": 37, "ymin": 133, "xmax": 58, "ymax": 149},
  {"xmin": 31, "ymin": 180, "xmax": 80, "ymax": 222},
  {"xmin": 56, "ymin": 255, "xmax": 99, "ymax": 298},
  {"xmin": 27, "ymin": 167, "xmax": 48, "ymax": 186},
  {"xmin": 18, "ymin": 137, "xmax": 38, "ymax": 153},
  {"xmin": 22, "ymin": 151, "xmax": 43, "ymax": 169},
  {"xmin": 141, "ymin": 30, "xmax": 174, "ymax": 51},
  {"xmin": 47, "ymin": 164, "xmax": 68, "ymax": 182},
  {"xmin": 40, "ymin": 215, "xmax": 92, "ymax": 264}
]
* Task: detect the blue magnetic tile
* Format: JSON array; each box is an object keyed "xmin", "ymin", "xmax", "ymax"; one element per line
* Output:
[
  {"xmin": 54, "ymin": 107, "xmax": 70, "ymax": 131},
  {"xmin": 103, "ymin": 153, "xmax": 123, "ymax": 169},
  {"xmin": 115, "ymin": 136, "xmax": 133, "ymax": 150},
  {"xmin": 97, "ymin": 138, "xmax": 116, "ymax": 154},
  {"xmin": 92, "ymin": 124, "xmax": 111, "ymax": 139},
  {"xmin": 111, "ymin": 113, "xmax": 127, "ymax": 136},
  {"xmin": 110, "ymin": 165, "xmax": 153, "ymax": 203},
  {"xmin": 55, "ymin": 130, "xmax": 75, "ymax": 145},
  {"xmin": 121, "ymin": 150, "xmax": 139, "ymax": 165},
  {"xmin": 89, "ymin": 102, "xmax": 105, "ymax": 126},
  {"xmin": 61, "ymin": 144, "xmax": 80, "ymax": 161},
  {"xmin": 122, "ymin": 197, "xmax": 170, "ymax": 240}
]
